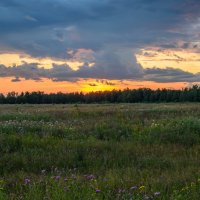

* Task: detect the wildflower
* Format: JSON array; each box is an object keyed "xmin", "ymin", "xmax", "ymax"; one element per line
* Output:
[
  {"xmin": 86, "ymin": 174, "xmax": 95, "ymax": 181},
  {"xmin": 118, "ymin": 189, "xmax": 125, "ymax": 193},
  {"xmin": 139, "ymin": 186, "xmax": 145, "ymax": 191},
  {"xmin": 24, "ymin": 178, "xmax": 31, "ymax": 185},
  {"xmin": 130, "ymin": 186, "xmax": 137, "ymax": 190},
  {"xmin": 41, "ymin": 169, "xmax": 46, "ymax": 174},
  {"xmin": 55, "ymin": 176, "xmax": 61, "ymax": 181},
  {"xmin": 143, "ymin": 195, "xmax": 150, "ymax": 200},
  {"xmin": 154, "ymin": 192, "xmax": 161, "ymax": 196},
  {"xmin": 118, "ymin": 189, "xmax": 122, "ymax": 193},
  {"xmin": 96, "ymin": 189, "xmax": 101, "ymax": 193},
  {"xmin": 71, "ymin": 174, "xmax": 76, "ymax": 179}
]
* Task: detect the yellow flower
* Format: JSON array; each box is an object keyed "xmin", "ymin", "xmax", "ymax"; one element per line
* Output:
[{"xmin": 139, "ymin": 186, "xmax": 145, "ymax": 191}]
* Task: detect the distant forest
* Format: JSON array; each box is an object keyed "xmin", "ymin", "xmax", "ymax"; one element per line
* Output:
[{"xmin": 0, "ymin": 85, "xmax": 200, "ymax": 104}]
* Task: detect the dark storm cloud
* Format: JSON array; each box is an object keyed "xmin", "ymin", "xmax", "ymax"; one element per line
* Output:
[
  {"xmin": 144, "ymin": 68, "xmax": 200, "ymax": 83},
  {"xmin": 0, "ymin": 62, "xmax": 199, "ymax": 83},
  {"xmin": 74, "ymin": 50, "xmax": 144, "ymax": 79},
  {"xmin": 1, "ymin": 0, "xmax": 200, "ymax": 57},
  {"xmin": 0, "ymin": 0, "xmax": 200, "ymax": 82}
]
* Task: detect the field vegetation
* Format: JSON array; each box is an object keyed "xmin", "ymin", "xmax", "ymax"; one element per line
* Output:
[{"xmin": 0, "ymin": 103, "xmax": 200, "ymax": 199}]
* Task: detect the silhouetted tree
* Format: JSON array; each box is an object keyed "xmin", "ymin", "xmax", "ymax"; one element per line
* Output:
[{"xmin": 0, "ymin": 85, "xmax": 200, "ymax": 104}]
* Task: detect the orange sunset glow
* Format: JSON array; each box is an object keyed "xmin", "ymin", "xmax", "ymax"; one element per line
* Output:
[
  {"xmin": 0, "ymin": 77, "xmax": 190, "ymax": 94},
  {"xmin": 136, "ymin": 49, "xmax": 200, "ymax": 74}
]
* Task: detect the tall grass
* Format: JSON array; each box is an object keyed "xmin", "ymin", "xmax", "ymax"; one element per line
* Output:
[{"xmin": 0, "ymin": 103, "xmax": 200, "ymax": 199}]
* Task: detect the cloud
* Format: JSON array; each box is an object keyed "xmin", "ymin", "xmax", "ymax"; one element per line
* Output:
[
  {"xmin": 88, "ymin": 83, "xmax": 97, "ymax": 87},
  {"xmin": 0, "ymin": 48, "xmax": 144, "ymax": 81},
  {"xmin": 11, "ymin": 77, "xmax": 21, "ymax": 82},
  {"xmin": 73, "ymin": 49, "xmax": 144, "ymax": 79},
  {"xmin": 144, "ymin": 67, "xmax": 200, "ymax": 83},
  {"xmin": 0, "ymin": 61, "xmax": 199, "ymax": 83},
  {"xmin": 0, "ymin": 0, "xmax": 200, "ymax": 58},
  {"xmin": 25, "ymin": 15, "xmax": 38, "ymax": 22},
  {"xmin": 96, "ymin": 80, "xmax": 115, "ymax": 86},
  {"xmin": 0, "ymin": 0, "xmax": 200, "ymax": 83}
]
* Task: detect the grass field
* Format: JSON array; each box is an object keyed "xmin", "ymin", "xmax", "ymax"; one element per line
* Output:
[{"xmin": 0, "ymin": 103, "xmax": 200, "ymax": 199}]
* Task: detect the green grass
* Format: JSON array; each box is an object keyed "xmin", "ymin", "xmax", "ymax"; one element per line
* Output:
[{"xmin": 0, "ymin": 103, "xmax": 200, "ymax": 199}]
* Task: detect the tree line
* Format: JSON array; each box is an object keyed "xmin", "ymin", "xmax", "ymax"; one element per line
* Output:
[{"xmin": 0, "ymin": 85, "xmax": 200, "ymax": 104}]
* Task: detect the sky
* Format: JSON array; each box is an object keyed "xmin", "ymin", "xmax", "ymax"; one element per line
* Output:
[{"xmin": 0, "ymin": 0, "xmax": 200, "ymax": 93}]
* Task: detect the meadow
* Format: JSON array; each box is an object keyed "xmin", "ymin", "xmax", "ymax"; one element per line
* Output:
[{"xmin": 0, "ymin": 103, "xmax": 200, "ymax": 199}]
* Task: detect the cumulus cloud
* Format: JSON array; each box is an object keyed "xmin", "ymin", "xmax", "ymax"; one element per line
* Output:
[
  {"xmin": 73, "ymin": 49, "xmax": 144, "ymax": 79},
  {"xmin": 0, "ymin": 61, "xmax": 199, "ymax": 83},
  {"xmin": 0, "ymin": 0, "xmax": 200, "ymax": 83}
]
